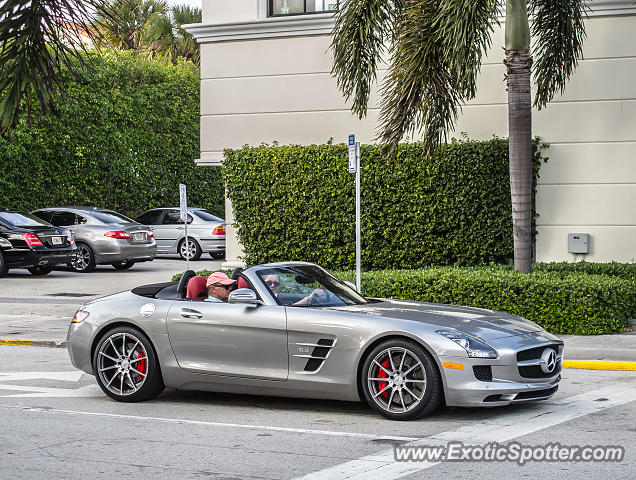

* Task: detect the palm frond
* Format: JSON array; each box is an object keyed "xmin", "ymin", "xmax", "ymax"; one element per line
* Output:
[
  {"xmin": 330, "ymin": 0, "xmax": 405, "ymax": 119},
  {"xmin": 530, "ymin": 0, "xmax": 589, "ymax": 109},
  {"xmin": 0, "ymin": 0, "xmax": 105, "ymax": 132},
  {"xmin": 377, "ymin": 0, "xmax": 496, "ymax": 152}
]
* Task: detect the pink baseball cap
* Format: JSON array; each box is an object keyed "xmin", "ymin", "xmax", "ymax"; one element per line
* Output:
[{"xmin": 206, "ymin": 272, "xmax": 237, "ymax": 288}]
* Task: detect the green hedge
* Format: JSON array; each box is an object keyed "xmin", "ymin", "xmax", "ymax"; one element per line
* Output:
[
  {"xmin": 171, "ymin": 263, "xmax": 635, "ymax": 335},
  {"xmin": 0, "ymin": 51, "xmax": 224, "ymax": 218},
  {"xmin": 223, "ymin": 139, "xmax": 546, "ymax": 270}
]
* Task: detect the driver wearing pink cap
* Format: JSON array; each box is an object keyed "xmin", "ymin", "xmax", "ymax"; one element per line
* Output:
[{"xmin": 205, "ymin": 272, "xmax": 237, "ymax": 302}]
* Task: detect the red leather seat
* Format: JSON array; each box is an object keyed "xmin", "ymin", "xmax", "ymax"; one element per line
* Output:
[
  {"xmin": 186, "ymin": 276, "xmax": 208, "ymax": 300},
  {"xmin": 237, "ymin": 277, "xmax": 250, "ymax": 289}
]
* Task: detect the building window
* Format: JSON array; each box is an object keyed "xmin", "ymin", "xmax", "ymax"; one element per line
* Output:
[{"xmin": 269, "ymin": 0, "xmax": 339, "ymax": 17}]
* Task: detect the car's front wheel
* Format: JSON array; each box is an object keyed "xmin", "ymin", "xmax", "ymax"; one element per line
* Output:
[
  {"xmin": 70, "ymin": 242, "xmax": 96, "ymax": 273},
  {"xmin": 28, "ymin": 265, "xmax": 53, "ymax": 275},
  {"xmin": 0, "ymin": 251, "xmax": 8, "ymax": 277},
  {"xmin": 361, "ymin": 339, "xmax": 442, "ymax": 420},
  {"xmin": 178, "ymin": 238, "xmax": 202, "ymax": 261},
  {"xmin": 93, "ymin": 326, "xmax": 164, "ymax": 402}
]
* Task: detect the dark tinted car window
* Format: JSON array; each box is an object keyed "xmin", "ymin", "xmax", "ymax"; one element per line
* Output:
[
  {"xmin": 32, "ymin": 211, "xmax": 53, "ymax": 223},
  {"xmin": 77, "ymin": 215, "xmax": 88, "ymax": 224},
  {"xmin": 136, "ymin": 210, "xmax": 163, "ymax": 225},
  {"xmin": 0, "ymin": 212, "xmax": 52, "ymax": 228},
  {"xmin": 191, "ymin": 210, "xmax": 223, "ymax": 222},
  {"xmin": 51, "ymin": 211, "xmax": 77, "ymax": 226},
  {"xmin": 90, "ymin": 210, "xmax": 136, "ymax": 224},
  {"xmin": 162, "ymin": 210, "xmax": 190, "ymax": 225}
]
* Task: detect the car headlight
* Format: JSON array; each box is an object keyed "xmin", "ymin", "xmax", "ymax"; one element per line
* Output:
[{"xmin": 436, "ymin": 329, "xmax": 498, "ymax": 359}]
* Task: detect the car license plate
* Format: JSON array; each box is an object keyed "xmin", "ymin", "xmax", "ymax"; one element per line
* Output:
[
  {"xmin": 51, "ymin": 237, "xmax": 62, "ymax": 245},
  {"xmin": 133, "ymin": 233, "xmax": 146, "ymax": 242}
]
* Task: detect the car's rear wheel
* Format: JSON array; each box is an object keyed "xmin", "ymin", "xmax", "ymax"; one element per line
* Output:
[
  {"xmin": 0, "ymin": 251, "xmax": 8, "ymax": 277},
  {"xmin": 112, "ymin": 260, "xmax": 135, "ymax": 270},
  {"xmin": 361, "ymin": 339, "xmax": 442, "ymax": 420},
  {"xmin": 93, "ymin": 326, "xmax": 164, "ymax": 402},
  {"xmin": 178, "ymin": 238, "xmax": 202, "ymax": 261},
  {"xmin": 28, "ymin": 265, "xmax": 53, "ymax": 275},
  {"xmin": 70, "ymin": 242, "xmax": 96, "ymax": 273}
]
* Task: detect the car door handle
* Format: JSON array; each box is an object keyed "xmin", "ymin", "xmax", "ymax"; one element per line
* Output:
[{"xmin": 180, "ymin": 308, "xmax": 203, "ymax": 319}]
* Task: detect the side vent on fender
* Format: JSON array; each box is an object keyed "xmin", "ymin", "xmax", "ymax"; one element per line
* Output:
[{"xmin": 294, "ymin": 338, "xmax": 335, "ymax": 373}]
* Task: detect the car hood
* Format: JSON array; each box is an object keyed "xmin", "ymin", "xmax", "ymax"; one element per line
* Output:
[{"xmin": 327, "ymin": 299, "xmax": 546, "ymax": 341}]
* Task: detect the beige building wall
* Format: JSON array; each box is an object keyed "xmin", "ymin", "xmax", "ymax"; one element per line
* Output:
[{"xmin": 190, "ymin": 1, "xmax": 636, "ymax": 266}]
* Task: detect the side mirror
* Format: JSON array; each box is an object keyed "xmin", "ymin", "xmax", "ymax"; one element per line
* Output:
[{"xmin": 228, "ymin": 288, "xmax": 263, "ymax": 306}]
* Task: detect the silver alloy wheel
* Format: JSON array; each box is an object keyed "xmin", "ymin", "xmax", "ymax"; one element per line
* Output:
[
  {"xmin": 97, "ymin": 332, "xmax": 148, "ymax": 396},
  {"xmin": 179, "ymin": 240, "xmax": 197, "ymax": 259},
  {"xmin": 367, "ymin": 347, "xmax": 427, "ymax": 414},
  {"xmin": 73, "ymin": 244, "xmax": 92, "ymax": 271}
]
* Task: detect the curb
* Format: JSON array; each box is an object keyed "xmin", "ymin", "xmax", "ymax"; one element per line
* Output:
[
  {"xmin": 562, "ymin": 360, "xmax": 636, "ymax": 371},
  {"xmin": 0, "ymin": 339, "xmax": 67, "ymax": 349}
]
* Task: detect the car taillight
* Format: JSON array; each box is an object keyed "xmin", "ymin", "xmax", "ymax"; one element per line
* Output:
[
  {"xmin": 212, "ymin": 225, "xmax": 225, "ymax": 236},
  {"xmin": 104, "ymin": 231, "xmax": 131, "ymax": 239},
  {"xmin": 22, "ymin": 233, "xmax": 44, "ymax": 246},
  {"xmin": 148, "ymin": 230, "xmax": 154, "ymax": 238},
  {"xmin": 71, "ymin": 309, "xmax": 90, "ymax": 323}
]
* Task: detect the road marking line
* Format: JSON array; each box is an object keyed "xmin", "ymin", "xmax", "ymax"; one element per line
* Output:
[
  {"xmin": 0, "ymin": 405, "xmax": 420, "ymax": 442},
  {"xmin": 293, "ymin": 383, "xmax": 636, "ymax": 480},
  {"xmin": 0, "ymin": 339, "xmax": 32, "ymax": 346},
  {"xmin": 563, "ymin": 360, "xmax": 636, "ymax": 371}
]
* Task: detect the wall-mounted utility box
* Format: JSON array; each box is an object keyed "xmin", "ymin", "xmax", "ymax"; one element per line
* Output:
[{"xmin": 568, "ymin": 233, "xmax": 590, "ymax": 254}]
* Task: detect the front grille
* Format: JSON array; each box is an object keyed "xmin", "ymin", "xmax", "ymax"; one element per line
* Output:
[
  {"xmin": 473, "ymin": 365, "xmax": 493, "ymax": 382},
  {"xmin": 517, "ymin": 344, "xmax": 562, "ymax": 379},
  {"xmin": 515, "ymin": 386, "xmax": 558, "ymax": 400}
]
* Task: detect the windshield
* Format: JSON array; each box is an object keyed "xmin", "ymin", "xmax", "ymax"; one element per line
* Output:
[
  {"xmin": 0, "ymin": 212, "xmax": 52, "ymax": 228},
  {"xmin": 90, "ymin": 210, "xmax": 136, "ymax": 224},
  {"xmin": 191, "ymin": 210, "xmax": 223, "ymax": 222},
  {"xmin": 257, "ymin": 265, "xmax": 367, "ymax": 307}
]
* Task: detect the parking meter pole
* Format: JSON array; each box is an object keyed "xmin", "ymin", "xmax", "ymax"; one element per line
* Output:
[
  {"xmin": 355, "ymin": 142, "xmax": 361, "ymax": 293},
  {"xmin": 184, "ymin": 220, "xmax": 190, "ymax": 272}
]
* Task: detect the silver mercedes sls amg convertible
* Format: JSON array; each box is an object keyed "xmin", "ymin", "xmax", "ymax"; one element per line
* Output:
[{"xmin": 67, "ymin": 262, "xmax": 563, "ymax": 420}]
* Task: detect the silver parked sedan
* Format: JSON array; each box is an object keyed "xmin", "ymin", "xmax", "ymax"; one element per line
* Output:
[
  {"xmin": 135, "ymin": 208, "xmax": 225, "ymax": 260},
  {"xmin": 31, "ymin": 207, "xmax": 157, "ymax": 272},
  {"xmin": 67, "ymin": 262, "xmax": 563, "ymax": 420}
]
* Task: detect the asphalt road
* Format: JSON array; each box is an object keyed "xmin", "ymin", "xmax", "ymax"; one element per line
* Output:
[{"xmin": 0, "ymin": 345, "xmax": 634, "ymax": 480}]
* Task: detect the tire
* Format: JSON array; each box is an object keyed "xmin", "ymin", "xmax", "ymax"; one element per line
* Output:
[
  {"xmin": 70, "ymin": 242, "xmax": 96, "ymax": 273},
  {"xmin": 28, "ymin": 265, "xmax": 53, "ymax": 275},
  {"xmin": 112, "ymin": 260, "xmax": 135, "ymax": 270},
  {"xmin": 0, "ymin": 251, "xmax": 8, "ymax": 277},
  {"xmin": 178, "ymin": 238, "xmax": 202, "ymax": 261},
  {"xmin": 209, "ymin": 251, "xmax": 225, "ymax": 260},
  {"xmin": 92, "ymin": 326, "xmax": 164, "ymax": 402},
  {"xmin": 360, "ymin": 339, "xmax": 442, "ymax": 420}
]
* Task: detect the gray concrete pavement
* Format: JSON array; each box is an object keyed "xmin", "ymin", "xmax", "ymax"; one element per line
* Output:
[
  {"xmin": 0, "ymin": 257, "xmax": 635, "ymax": 362},
  {"xmin": 0, "ymin": 345, "xmax": 634, "ymax": 480}
]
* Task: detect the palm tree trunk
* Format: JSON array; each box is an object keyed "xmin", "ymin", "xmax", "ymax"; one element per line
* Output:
[{"xmin": 505, "ymin": 49, "xmax": 533, "ymax": 273}]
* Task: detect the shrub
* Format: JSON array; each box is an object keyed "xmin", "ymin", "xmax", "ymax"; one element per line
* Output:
[
  {"xmin": 223, "ymin": 138, "xmax": 546, "ymax": 270},
  {"xmin": 0, "ymin": 51, "xmax": 224, "ymax": 218}
]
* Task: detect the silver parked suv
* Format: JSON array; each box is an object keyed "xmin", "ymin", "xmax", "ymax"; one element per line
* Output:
[
  {"xmin": 31, "ymin": 207, "xmax": 157, "ymax": 272},
  {"xmin": 135, "ymin": 207, "xmax": 225, "ymax": 260}
]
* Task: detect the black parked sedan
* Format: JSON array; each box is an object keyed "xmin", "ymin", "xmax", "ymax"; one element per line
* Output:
[{"xmin": 0, "ymin": 211, "xmax": 77, "ymax": 277}]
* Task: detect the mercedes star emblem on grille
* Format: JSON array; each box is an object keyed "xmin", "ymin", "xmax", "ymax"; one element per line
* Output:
[{"xmin": 540, "ymin": 348, "xmax": 557, "ymax": 374}]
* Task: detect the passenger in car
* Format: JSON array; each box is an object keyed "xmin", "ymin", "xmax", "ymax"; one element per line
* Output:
[{"xmin": 205, "ymin": 272, "xmax": 237, "ymax": 302}]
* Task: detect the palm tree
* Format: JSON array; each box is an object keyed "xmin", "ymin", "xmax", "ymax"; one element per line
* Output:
[
  {"xmin": 95, "ymin": 0, "xmax": 168, "ymax": 51},
  {"xmin": 331, "ymin": 0, "xmax": 588, "ymax": 273},
  {"xmin": 145, "ymin": 4, "xmax": 202, "ymax": 66},
  {"xmin": 0, "ymin": 0, "xmax": 107, "ymax": 132}
]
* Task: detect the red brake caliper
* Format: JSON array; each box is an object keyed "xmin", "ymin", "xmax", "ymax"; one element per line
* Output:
[
  {"xmin": 136, "ymin": 350, "xmax": 147, "ymax": 376},
  {"xmin": 377, "ymin": 358, "xmax": 390, "ymax": 399}
]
